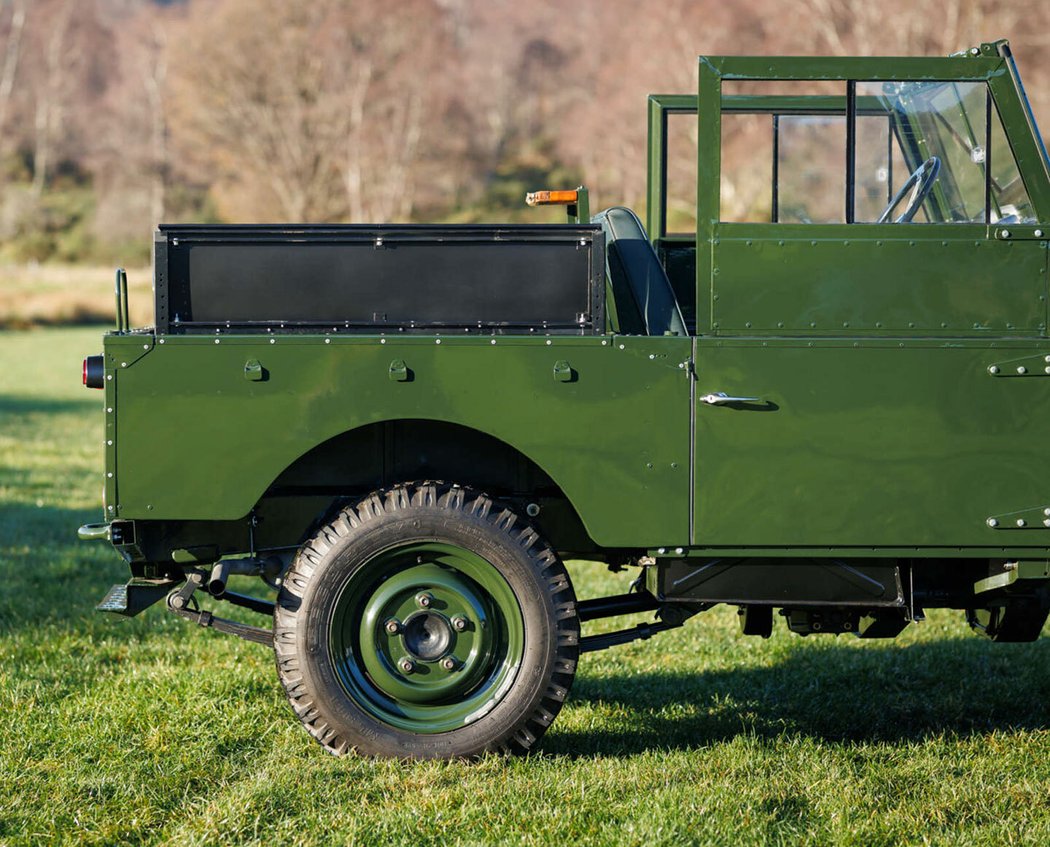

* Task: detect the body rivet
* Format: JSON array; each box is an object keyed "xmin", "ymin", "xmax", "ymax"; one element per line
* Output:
[
  {"xmin": 1018, "ymin": 366, "xmax": 1027, "ymax": 374},
  {"xmin": 1017, "ymin": 519, "xmax": 1027, "ymax": 527},
  {"xmin": 988, "ymin": 366, "xmax": 1000, "ymax": 374},
  {"xmin": 987, "ymin": 518, "xmax": 999, "ymax": 527},
  {"xmin": 674, "ymin": 547, "xmax": 684, "ymax": 555},
  {"xmin": 657, "ymin": 547, "xmax": 666, "ymax": 554}
]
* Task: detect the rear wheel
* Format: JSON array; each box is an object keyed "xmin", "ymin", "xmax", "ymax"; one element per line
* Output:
[{"xmin": 274, "ymin": 483, "xmax": 579, "ymax": 758}]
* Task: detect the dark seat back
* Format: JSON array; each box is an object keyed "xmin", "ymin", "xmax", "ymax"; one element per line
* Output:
[{"xmin": 592, "ymin": 206, "xmax": 687, "ymax": 337}]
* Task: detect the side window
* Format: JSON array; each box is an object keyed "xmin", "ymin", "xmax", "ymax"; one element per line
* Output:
[
  {"xmin": 718, "ymin": 80, "xmax": 1037, "ymax": 225},
  {"xmin": 854, "ymin": 104, "xmax": 925, "ymax": 222},
  {"xmin": 990, "ymin": 103, "xmax": 1037, "ymax": 223},
  {"xmin": 853, "ymin": 81, "xmax": 988, "ymax": 223}
]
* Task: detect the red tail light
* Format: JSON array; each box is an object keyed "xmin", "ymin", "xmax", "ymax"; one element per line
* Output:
[{"xmin": 83, "ymin": 355, "xmax": 104, "ymax": 389}]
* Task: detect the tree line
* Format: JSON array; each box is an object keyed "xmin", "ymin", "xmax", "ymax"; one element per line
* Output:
[{"xmin": 0, "ymin": 0, "xmax": 1046, "ymax": 263}]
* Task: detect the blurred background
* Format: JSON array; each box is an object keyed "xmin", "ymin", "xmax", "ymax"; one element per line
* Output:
[{"xmin": 0, "ymin": 0, "xmax": 1047, "ymax": 326}]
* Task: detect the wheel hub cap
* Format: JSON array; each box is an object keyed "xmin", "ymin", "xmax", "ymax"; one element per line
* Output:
[{"xmin": 402, "ymin": 611, "xmax": 452, "ymax": 661}]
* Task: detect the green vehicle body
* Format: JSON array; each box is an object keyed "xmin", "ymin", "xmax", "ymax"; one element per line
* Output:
[{"xmin": 83, "ymin": 40, "xmax": 1050, "ymax": 756}]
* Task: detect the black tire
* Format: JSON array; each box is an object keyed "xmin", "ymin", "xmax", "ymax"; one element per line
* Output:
[{"xmin": 273, "ymin": 482, "xmax": 580, "ymax": 758}]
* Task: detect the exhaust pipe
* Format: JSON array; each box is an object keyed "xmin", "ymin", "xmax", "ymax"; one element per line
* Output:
[
  {"xmin": 206, "ymin": 556, "xmax": 284, "ymax": 596},
  {"xmin": 207, "ymin": 560, "xmax": 232, "ymax": 597}
]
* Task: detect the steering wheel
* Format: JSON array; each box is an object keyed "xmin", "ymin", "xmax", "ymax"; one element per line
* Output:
[{"xmin": 877, "ymin": 156, "xmax": 940, "ymax": 223}]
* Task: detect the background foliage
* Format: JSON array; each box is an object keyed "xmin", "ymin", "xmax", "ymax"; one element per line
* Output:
[
  {"xmin": 3, "ymin": 5, "xmax": 1050, "ymax": 843},
  {"xmin": 0, "ymin": 0, "xmax": 1047, "ymax": 266}
]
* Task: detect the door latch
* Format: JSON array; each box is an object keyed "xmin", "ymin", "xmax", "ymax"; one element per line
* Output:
[{"xmin": 700, "ymin": 391, "xmax": 762, "ymax": 405}]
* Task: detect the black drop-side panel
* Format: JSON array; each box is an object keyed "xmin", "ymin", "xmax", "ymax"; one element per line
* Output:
[
  {"xmin": 654, "ymin": 558, "xmax": 906, "ymax": 607},
  {"xmin": 154, "ymin": 224, "xmax": 605, "ymax": 335}
]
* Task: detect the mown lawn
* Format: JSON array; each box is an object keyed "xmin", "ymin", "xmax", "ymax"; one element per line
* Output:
[{"xmin": 1, "ymin": 327, "xmax": 1049, "ymax": 846}]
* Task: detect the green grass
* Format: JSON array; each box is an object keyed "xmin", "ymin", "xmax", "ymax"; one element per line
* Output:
[{"xmin": 2, "ymin": 327, "xmax": 1050, "ymax": 846}]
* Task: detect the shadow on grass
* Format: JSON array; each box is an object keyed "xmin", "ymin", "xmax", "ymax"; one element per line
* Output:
[
  {"xmin": 5, "ymin": 498, "xmax": 1050, "ymax": 755},
  {"xmin": 0, "ymin": 393, "xmax": 100, "ymax": 415},
  {"xmin": 546, "ymin": 635, "xmax": 1050, "ymax": 755}
]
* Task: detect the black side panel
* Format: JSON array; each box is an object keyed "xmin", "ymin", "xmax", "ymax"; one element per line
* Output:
[
  {"xmin": 656, "ymin": 241, "xmax": 697, "ymax": 334},
  {"xmin": 156, "ymin": 224, "xmax": 604, "ymax": 335},
  {"xmin": 654, "ymin": 558, "xmax": 906, "ymax": 607}
]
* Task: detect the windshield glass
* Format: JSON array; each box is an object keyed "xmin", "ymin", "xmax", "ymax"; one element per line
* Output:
[{"xmin": 855, "ymin": 80, "xmax": 1036, "ymax": 223}]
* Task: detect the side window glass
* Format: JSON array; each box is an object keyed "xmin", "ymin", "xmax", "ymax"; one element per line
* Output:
[
  {"xmin": 854, "ymin": 81, "xmax": 989, "ymax": 223},
  {"xmin": 716, "ymin": 79, "xmax": 1038, "ymax": 226},
  {"xmin": 852, "ymin": 80, "xmax": 1034, "ymax": 224},
  {"xmin": 854, "ymin": 107, "xmax": 928, "ymax": 223},
  {"xmin": 989, "ymin": 104, "xmax": 1037, "ymax": 223}
]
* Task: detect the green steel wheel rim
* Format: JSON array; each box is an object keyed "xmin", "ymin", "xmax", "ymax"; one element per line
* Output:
[{"xmin": 328, "ymin": 541, "xmax": 526, "ymax": 734}]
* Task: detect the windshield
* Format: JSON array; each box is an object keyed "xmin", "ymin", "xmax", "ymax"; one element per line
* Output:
[{"xmin": 857, "ymin": 80, "xmax": 1036, "ymax": 223}]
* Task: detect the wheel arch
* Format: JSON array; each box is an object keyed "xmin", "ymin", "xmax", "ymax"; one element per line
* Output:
[{"xmin": 264, "ymin": 417, "xmax": 599, "ymax": 554}]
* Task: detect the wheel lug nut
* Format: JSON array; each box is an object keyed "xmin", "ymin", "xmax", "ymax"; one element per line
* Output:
[
  {"xmin": 384, "ymin": 619, "xmax": 401, "ymax": 635},
  {"xmin": 416, "ymin": 592, "xmax": 433, "ymax": 609},
  {"xmin": 451, "ymin": 616, "xmax": 468, "ymax": 631},
  {"xmin": 398, "ymin": 658, "xmax": 415, "ymax": 674},
  {"xmin": 440, "ymin": 657, "xmax": 457, "ymax": 671}
]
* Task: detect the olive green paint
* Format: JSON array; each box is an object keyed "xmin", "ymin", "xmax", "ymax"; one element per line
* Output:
[
  {"xmin": 98, "ymin": 41, "xmax": 1050, "ymax": 561},
  {"xmin": 710, "ymin": 226, "xmax": 1047, "ymax": 335},
  {"xmin": 693, "ymin": 339, "xmax": 1050, "ymax": 547},
  {"xmin": 107, "ymin": 335, "xmax": 692, "ymax": 547}
]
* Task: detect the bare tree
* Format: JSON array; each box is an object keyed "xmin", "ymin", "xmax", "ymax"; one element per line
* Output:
[
  {"xmin": 0, "ymin": 0, "xmax": 26, "ymax": 159},
  {"xmin": 168, "ymin": 0, "xmax": 451, "ymax": 223},
  {"xmin": 31, "ymin": 0, "xmax": 77, "ymax": 196}
]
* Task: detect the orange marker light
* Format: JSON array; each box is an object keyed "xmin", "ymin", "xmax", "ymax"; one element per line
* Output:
[{"xmin": 525, "ymin": 189, "xmax": 579, "ymax": 206}]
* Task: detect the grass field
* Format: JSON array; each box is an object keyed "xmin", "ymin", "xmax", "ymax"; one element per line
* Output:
[
  {"xmin": 2, "ymin": 327, "xmax": 1050, "ymax": 846},
  {"xmin": 0, "ymin": 265, "xmax": 152, "ymax": 329}
]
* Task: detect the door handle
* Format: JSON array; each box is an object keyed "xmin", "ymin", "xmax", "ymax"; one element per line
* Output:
[{"xmin": 700, "ymin": 391, "xmax": 763, "ymax": 405}]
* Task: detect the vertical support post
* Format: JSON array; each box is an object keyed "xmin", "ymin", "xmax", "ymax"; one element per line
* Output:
[
  {"xmin": 696, "ymin": 57, "xmax": 722, "ymax": 336},
  {"xmin": 846, "ymin": 80, "xmax": 856, "ymax": 224},
  {"xmin": 647, "ymin": 96, "xmax": 668, "ymax": 240},
  {"xmin": 114, "ymin": 268, "xmax": 129, "ymax": 333}
]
